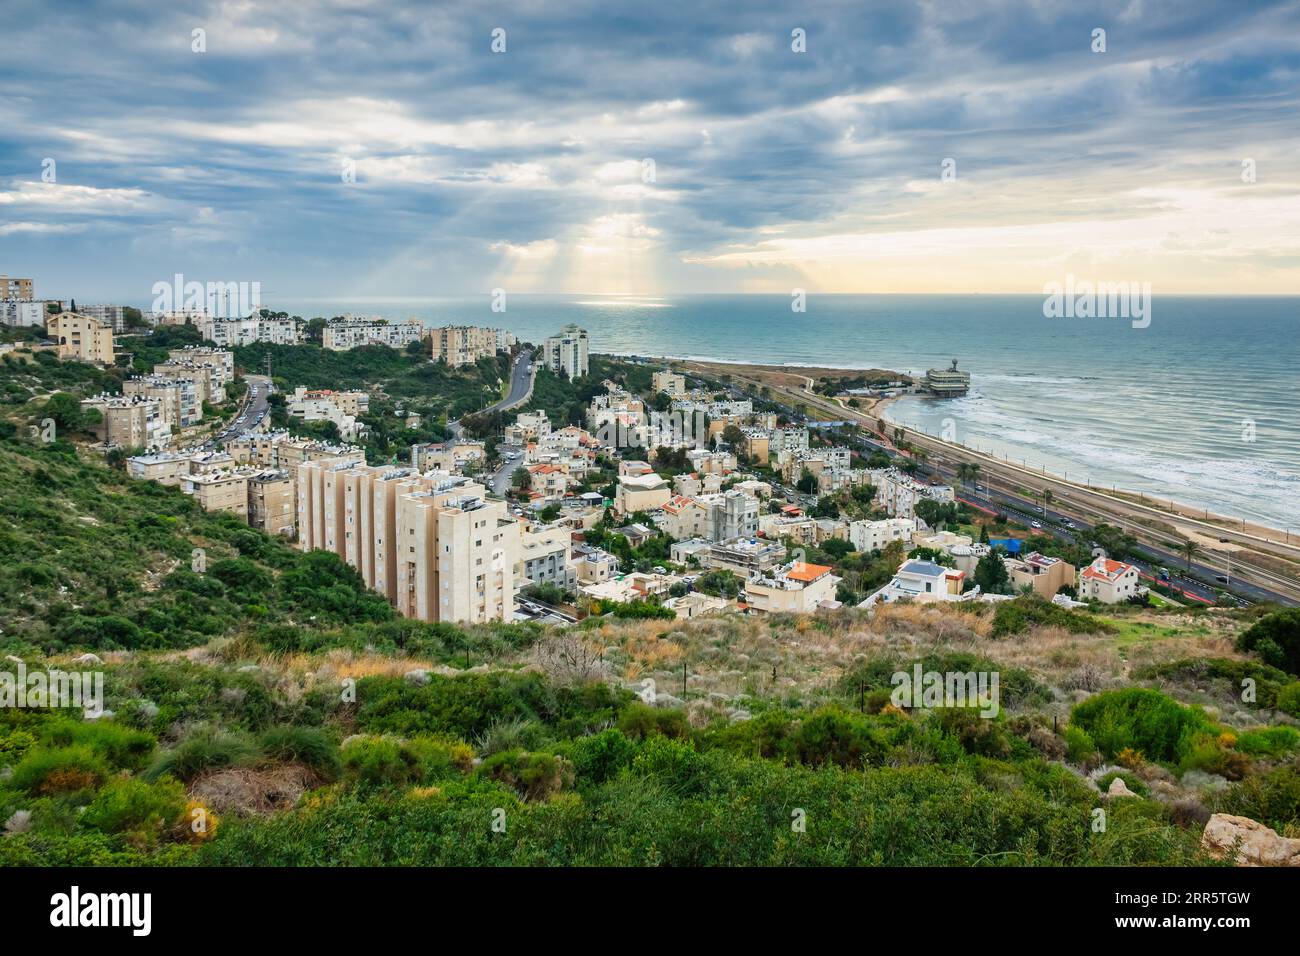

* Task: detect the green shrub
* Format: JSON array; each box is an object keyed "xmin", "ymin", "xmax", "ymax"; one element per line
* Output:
[
  {"xmin": 40, "ymin": 718, "xmax": 155, "ymax": 772},
  {"xmin": 477, "ymin": 749, "xmax": 574, "ymax": 801},
  {"xmin": 341, "ymin": 736, "xmax": 419, "ymax": 787},
  {"xmin": 1235, "ymin": 726, "xmax": 1300, "ymax": 758},
  {"xmin": 1236, "ymin": 608, "xmax": 1300, "ymax": 676},
  {"xmin": 257, "ymin": 726, "xmax": 341, "ymax": 781},
  {"xmin": 1070, "ymin": 688, "xmax": 1221, "ymax": 765},
  {"xmin": 1213, "ymin": 764, "xmax": 1300, "ymax": 833},
  {"xmin": 566, "ymin": 728, "xmax": 637, "ymax": 784},
  {"xmin": 145, "ymin": 730, "xmax": 259, "ymax": 782},
  {"xmin": 617, "ymin": 703, "xmax": 690, "ymax": 740},
  {"xmin": 991, "ymin": 594, "xmax": 1116, "ymax": 638},
  {"xmin": 1064, "ymin": 725, "xmax": 1099, "ymax": 764},
  {"xmin": 10, "ymin": 745, "xmax": 108, "ymax": 794},
  {"xmin": 81, "ymin": 777, "xmax": 187, "ymax": 841},
  {"xmin": 1276, "ymin": 682, "xmax": 1300, "ymax": 718}
]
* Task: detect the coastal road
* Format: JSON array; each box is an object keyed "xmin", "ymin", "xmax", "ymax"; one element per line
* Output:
[{"xmin": 485, "ymin": 349, "xmax": 536, "ymax": 415}]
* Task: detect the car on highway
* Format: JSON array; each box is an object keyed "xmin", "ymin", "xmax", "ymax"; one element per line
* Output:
[
  {"xmin": 1062, "ymin": 520, "xmax": 1075, "ymax": 529},
  {"xmin": 1030, "ymin": 520, "xmax": 1042, "ymax": 530},
  {"xmin": 1157, "ymin": 568, "xmax": 1171, "ymax": 581},
  {"xmin": 1215, "ymin": 575, "xmax": 1229, "ymax": 584}
]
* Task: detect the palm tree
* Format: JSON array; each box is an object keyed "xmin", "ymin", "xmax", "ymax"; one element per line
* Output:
[{"xmin": 1179, "ymin": 539, "xmax": 1201, "ymax": 572}]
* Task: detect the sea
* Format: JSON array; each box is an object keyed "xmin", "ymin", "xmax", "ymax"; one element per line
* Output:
[{"xmin": 271, "ymin": 294, "xmax": 1300, "ymax": 530}]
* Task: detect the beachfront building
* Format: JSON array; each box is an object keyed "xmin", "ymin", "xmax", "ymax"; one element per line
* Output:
[
  {"xmin": 1078, "ymin": 557, "xmax": 1144, "ymax": 604},
  {"xmin": 923, "ymin": 359, "xmax": 971, "ymax": 397},
  {"xmin": 544, "ymin": 325, "xmax": 589, "ymax": 379}
]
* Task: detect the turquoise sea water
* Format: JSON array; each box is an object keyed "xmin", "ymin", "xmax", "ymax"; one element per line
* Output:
[{"xmin": 276, "ymin": 294, "xmax": 1300, "ymax": 529}]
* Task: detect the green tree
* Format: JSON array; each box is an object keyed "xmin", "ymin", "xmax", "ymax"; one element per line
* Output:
[{"xmin": 974, "ymin": 550, "xmax": 1010, "ymax": 595}]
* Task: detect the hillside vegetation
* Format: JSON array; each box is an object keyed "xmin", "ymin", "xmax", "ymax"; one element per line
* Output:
[{"xmin": 1, "ymin": 438, "xmax": 1299, "ymax": 866}]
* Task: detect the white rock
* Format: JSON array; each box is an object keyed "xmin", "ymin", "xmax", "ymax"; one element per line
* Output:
[{"xmin": 1201, "ymin": 814, "xmax": 1300, "ymax": 867}]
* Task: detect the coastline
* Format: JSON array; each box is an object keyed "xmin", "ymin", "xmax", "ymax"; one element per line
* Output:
[{"xmin": 629, "ymin": 352, "xmax": 1300, "ymax": 559}]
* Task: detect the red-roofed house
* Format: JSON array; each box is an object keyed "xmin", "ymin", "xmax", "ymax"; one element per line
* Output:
[{"xmin": 1078, "ymin": 556, "xmax": 1144, "ymax": 604}]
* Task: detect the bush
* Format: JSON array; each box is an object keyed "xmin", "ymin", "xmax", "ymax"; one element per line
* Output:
[
  {"xmin": 616, "ymin": 703, "xmax": 690, "ymax": 740},
  {"xmin": 1278, "ymin": 682, "xmax": 1300, "ymax": 719},
  {"xmin": 1069, "ymin": 689, "xmax": 1219, "ymax": 764},
  {"xmin": 341, "ymin": 736, "xmax": 420, "ymax": 787},
  {"xmin": 477, "ymin": 749, "xmax": 574, "ymax": 801},
  {"xmin": 40, "ymin": 718, "xmax": 155, "ymax": 772},
  {"xmin": 10, "ymin": 745, "xmax": 108, "ymax": 794},
  {"xmin": 1213, "ymin": 764, "xmax": 1300, "ymax": 833},
  {"xmin": 1095, "ymin": 769, "xmax": 1150, "ymax": 798},
  {"xmin": 258, "ymin": 726, "xmax": 341, "ymax": 781},
  {"xmin": 81, "ymin": 777, "xmax": 188, "ymax": 843},
  {"xmin": 145, "ymin": 730, "xmax": 259, "ymax": 782},
  {"xmin": 1235, "ymin": 726, "xmax": 1300, "ymax": 758},
  {"xmin": 1236, "ymin": 608, "xmax": 1300, "ymax": 676},
  {"xmin": 992, "ymin": 594, "xmax": 1116, "ymax": 638}
]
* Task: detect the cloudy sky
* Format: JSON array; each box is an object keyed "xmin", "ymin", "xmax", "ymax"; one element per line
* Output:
[{"xmin": 3, "ymin": 0, "xmax": 1299, "ymax": 302}]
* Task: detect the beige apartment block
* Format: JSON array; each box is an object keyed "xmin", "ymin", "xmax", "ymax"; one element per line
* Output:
[
  {"xmin": 0, "ymin": 275, "xmax": 34, "ymax": 299},
  {"xmin": 1007, "ymin": 551, "xmax": 1076, "ymax": 598},
  {"xmin": 297, "ymin": 459, "xmax": 518, "ymax": 623},
  {"xmin": 81, "ymin": 394, "xmax": 169, "ymax": 449},
  {"xmin": 126, "ymin": 450, "xmax": 191, "ymax": 486},
  {"xmin": 430, "ymin": 325, "xmax": 498, "ymax": 367},
  {"xmin": 167, "ymin": 347, "xmax": 234, "ymax": 385},
  {"xmin": 652, "ymin": 370, "xmax": 686, "ymax": 397},
  {"xmin": 183, "ymin": 471, "xmax": 249, "ymax": 520},
  {"xmin": 248, "ymin": 470, "xmax": 296, "ymax": 536},
  {"xmin": 615, "ymin": 473, "xmax": 671, "ymax": 514},
  {"xmin": 153, "ymin": 361, "xmax": 224, "ymax": 405},
  {"xmin": 122, "ymin": 375, "xmax": 200, "ymax": 428},
  {"xmin": 48, "ymin": 312, "xmax": 115, "ymax": 365}
]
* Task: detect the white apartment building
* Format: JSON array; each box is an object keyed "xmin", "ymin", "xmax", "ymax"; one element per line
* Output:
[
  {"xmin": 869, "ymin": 468, "xmax": 956, "ymax": 519},
  {"xmin": 198, "ymin": 314, "xmax": 302, "ymax": 346},
  {"xmin": 848, "ymin": 517, "xmax": 918, "ymax": 553},
  {"xmin": 323, "ymin": 317, "xmax": 423, "ymax": 351},
  {"xmin": 544, "ymin": 324, "xmax": 589, "ymax": 379},
  {"xmin": 287, "ymin": 387, "xmax": 368, "ymax": 440},
  {"xmin": 1, "ymin": 300, "xmax": 53, "ymax": 328}
]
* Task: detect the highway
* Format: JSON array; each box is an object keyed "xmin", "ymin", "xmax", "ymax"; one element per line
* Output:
[
  {"xmin": 448, "ymin": 349, "xmax": 536, "ymax": 495},
  {"xmin": 207, "ymin": 373, "xmax": 272, "ymax": 448}
]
